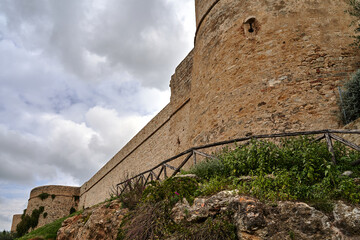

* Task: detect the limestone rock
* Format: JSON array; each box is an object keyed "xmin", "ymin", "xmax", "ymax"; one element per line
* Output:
[
  {"xmin": 171, "ymin": 190, "xmax": 360, "ymax": 239},
  {"xmin": 333, "ymin": 201, "xmax": 360, "ymax": 236},
  {"xmin": 56, "ymin": 200, "xmax": 128, "ymax": 240}
]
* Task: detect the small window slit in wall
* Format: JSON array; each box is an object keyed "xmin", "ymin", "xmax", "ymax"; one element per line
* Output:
[{"xmin": 243, "ymin": 16, "xmax": 259, "ymax": 37}]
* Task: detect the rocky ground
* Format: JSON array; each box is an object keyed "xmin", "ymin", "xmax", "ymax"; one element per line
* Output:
[{"xmin": 56, "ymin": 190, "xmax": 360, "ymax": 240}]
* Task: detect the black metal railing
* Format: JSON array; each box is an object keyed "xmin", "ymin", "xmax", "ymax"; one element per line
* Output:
[{"xmin": 115, "ymin": 129, "xmax": 360, "ymax": 196}]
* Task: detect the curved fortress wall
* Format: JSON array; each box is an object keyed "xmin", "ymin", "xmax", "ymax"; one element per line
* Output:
[
  {"xmin": 11, "ymin": 185, "xmax": 80, "ymax": 231},
  {"xmin": 190, "ymin": 0, "xmax": 360, "ymax": 146}
]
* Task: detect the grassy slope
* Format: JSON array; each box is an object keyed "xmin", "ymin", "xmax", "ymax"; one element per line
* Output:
[{"xmin": 16, "ymin": 212, "xmax": 81, "ymax": 240}]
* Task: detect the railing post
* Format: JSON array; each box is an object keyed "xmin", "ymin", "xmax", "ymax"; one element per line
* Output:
[
  {"xmin": 325, "ymin": 133, "xmax": 337, "ymax": 165},
  {"xmin": 163, "ymin": 165, "xmax": 167, "ymax": 179},
  {"xmin": 193, "ymin": 150, "xmax": 197, "ymax": 165},
  {"xmin": 171, "ymin": 152, "xmax": 193, "ymax": 177}
]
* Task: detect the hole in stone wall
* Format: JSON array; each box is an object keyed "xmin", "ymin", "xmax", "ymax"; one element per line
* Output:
[
  {"xmin": 243, "ymin": 17, "xmax": 259, "ymax": 37},
  {"xmin": 246, "ymin": 18, "xmax": 255, "ymax": 33}
]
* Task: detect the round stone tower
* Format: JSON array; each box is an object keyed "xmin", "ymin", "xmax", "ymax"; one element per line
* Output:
[
  {"xmin": 190, "ymin": 0, "xmax": 360, "ymax": 145},
  {"xmin": 11, "ymin": 185, "xmax": 80, "ymax": 232}
]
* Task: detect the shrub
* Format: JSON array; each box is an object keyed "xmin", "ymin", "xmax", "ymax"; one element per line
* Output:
[
  {"xmin": 347, "ymin": 0, "xmax": 360, "ymax": 47},
  {"xmin": 199, "ymin": 176, "xmax": 233, "ymax": 196},
  {"xmin": 187, "ymin": 158, "xmax": 229, "ymax": 180},
  {"xmin": 38, "ymin": 193, "xmax": 49, "ymax": 201},
  {"xmin": 51, "ymin": 194, "xmax": 56, "ymax": 200},
  {"xmin": 119, "ymin": 181, "xmax": 145, "ymax": 210},
  {"xmin": 120, "ymin": 202, "xmax": 173, "ymax": 240},
  {"xmin": 187, "ymin": 137, "xmax": 360, "ymax": 203},
  {"xmin": 42, "ymin": 212, "xmax": 47, "ymax": 219},
  {"xmin": 340, "ymin": 69, "xmax": 360, "ymax": 124},
  {"xmin": 16, "ymin": 206, "xmax": 45, "ymax": 237},
  {"xmin": 178, "ymin": 216, "xmax": 237, "ymax": 240},
  {"xmin": 142, "ymin": 177, "xmax": 199, "ymax": 207}
]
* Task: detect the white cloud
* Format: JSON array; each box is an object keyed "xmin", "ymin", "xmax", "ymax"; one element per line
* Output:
[{"xmin": 0, "ymin": 0, "xmax": 195, "ymax": 231}]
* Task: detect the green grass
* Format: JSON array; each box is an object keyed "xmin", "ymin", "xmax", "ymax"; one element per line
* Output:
[
  {"xmin": 187, "ymin": 137, "xmax": 360, "ymax": 203},
  {"xmin": 16, "ymin": 212, "xmax": 81, "ymax": 240}
]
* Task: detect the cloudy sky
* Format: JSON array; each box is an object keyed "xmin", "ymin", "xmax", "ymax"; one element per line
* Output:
[{"xmin": 0, "ymin": 0, "xmax": 195, "ymax": 231}]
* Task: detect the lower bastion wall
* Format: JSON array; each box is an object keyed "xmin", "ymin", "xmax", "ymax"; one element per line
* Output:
[
  {"xmin": 10, "ymin": 215, "xmax": 22, "ymax": 232},
  {"xmin": 11, "ymin": 185, "xmax": 80, "ymax": 231},
  {"xmin": 79, "ymin": 51, "xmax": 194, "ymax": 208}
]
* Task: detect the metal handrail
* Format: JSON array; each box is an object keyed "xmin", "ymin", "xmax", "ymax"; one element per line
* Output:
[{"xmin": 115, "ymin": 129, "xmax": 360, "ymax": 196}]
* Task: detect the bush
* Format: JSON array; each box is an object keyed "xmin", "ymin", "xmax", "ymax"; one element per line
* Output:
[
  {"xmin": 347, "ymin": 0, "xmax": 360, "ymax": 47},
  {"xmin": 119, "ymin": 181, "xmax": 145, "ymax": 210},
  {"xmin": 119, "ymin": 202, "xmax": 173, "ymax": 240},
  {"xmin": 142, "ymin": 177, "xmax": 199, "ymax": 207},
  {"xmin": 340, "ymin": 69, "xmax": 360, "ymax": 124},
  {"xmin": 38, "ymin": 193, "xmax": 49, "ymax": 201},
  {"xmin": 178, "ymin": 216, "xmax": 237, "ymax": 240},
  {"xmin": 187, "ymin": 158, "xmax": 229, "ymax": 180},
  {"xmin": 188, "ymin": 137, "xmax": 360, "ymax": 203},
  {"xmin": 16, "ymin": 207, "xmax": 45, "ymax": 237}
]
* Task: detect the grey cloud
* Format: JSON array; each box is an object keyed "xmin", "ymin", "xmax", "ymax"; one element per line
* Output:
[
  {"xmin": 0, "ymin": 1, "xmax": 193, "ymax": 230},
  {"xmin": 0, "ymin": 0, "xmax": 194, "ymax": 89}
]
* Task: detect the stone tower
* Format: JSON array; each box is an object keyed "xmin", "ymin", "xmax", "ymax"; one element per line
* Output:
[
  {"xmin": 11, "ymin": 0, "xmax": 360, "ymax": 231},
  {"xmin": 190, "ymin": 0, "xmax": 360, "ymax": 146}
]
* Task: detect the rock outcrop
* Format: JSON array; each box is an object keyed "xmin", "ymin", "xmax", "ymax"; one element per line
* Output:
[
  {"xmin": 57, "ymin": 191, "xmax": 360, "ymax": 239},
  {"xmin": 57, "ymin": 200, "xmax": 128, "ymax": 240},
  {"xmin": 172, "ymin": 191, "xmax": 360, "ymax": 240}
]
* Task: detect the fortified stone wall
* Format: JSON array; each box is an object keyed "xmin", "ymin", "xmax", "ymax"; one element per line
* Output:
[
  {"xmin": 190, "ymin": 0, "xmax": 360, "ymax": 147},
  {"xmin": 11, "ymin": 185, "xmax": 80, "ymax": 231},
  {"xmin": 10, "ymin": 215, "xmax": 21, "ymax": 232},
  {"xmin": 11, "ymin": 0, "xmax": 360, "ymax": 231},
  {"xmin": 79, "ymin": 51, "xmax": 194, "ymax": 208}
]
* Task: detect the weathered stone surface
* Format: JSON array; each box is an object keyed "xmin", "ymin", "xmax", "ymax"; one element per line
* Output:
[
  {"xmin": 171, "ymin": 191, "xmax": 360, "ymax": 239},
  {"xmin": 333, "ymin": 201, "xmax": 360, "ymax": 236},
  {"xmin": 11, "ymin": 185, "xmax": 80, "ymax": 231},
  {"xmin": 56, "ymin": 200, "xmax": 128, "ymax": 240}
]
